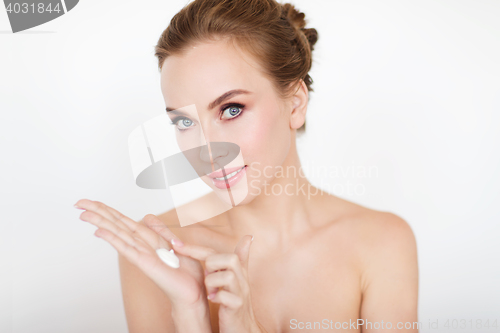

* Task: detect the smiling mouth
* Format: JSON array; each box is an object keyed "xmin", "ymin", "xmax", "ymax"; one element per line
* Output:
[
  {"xmin": 213, "ymin": 166, "xmax": 246, "ymax": 180},
  {"xmin": 209, "ymin": 165, "xmax": 248, "ymax": 190}
]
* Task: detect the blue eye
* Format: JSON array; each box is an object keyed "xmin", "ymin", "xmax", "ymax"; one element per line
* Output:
[
  {"xmin": 170, "ymin": 117, "xmax": 194, "ymax": 131},
  {"xmin": 221, "ymin": 104, "xmax": 244, "ymax": 120}
]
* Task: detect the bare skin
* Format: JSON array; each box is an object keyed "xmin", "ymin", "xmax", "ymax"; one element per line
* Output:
[
  {"xmin": 116, "ymin": 138, "xmax": 418, "ymax": 332},
  {"xmin": 117, "ymin": 187, "xmax": 418, "ymax": 332},
  {"xmin": 80, "ymin": 37, "xmax": 418, "ymax": 333}
]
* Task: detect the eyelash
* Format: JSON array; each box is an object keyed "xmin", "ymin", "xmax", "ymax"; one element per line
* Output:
[
  {"xmin": 169, "ymin": 103, "xmax": 245, "ymax": 132},
  {"xmin": 219, "ymin": 103, "xmax": 245, "ymax": 121},
  {"xmin": 169, "ymin": 117, "xmax": 192, "ymax": 131}
]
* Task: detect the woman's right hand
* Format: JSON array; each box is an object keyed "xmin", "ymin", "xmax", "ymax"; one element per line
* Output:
[{"xmin": 75, "ymin": 199, "xmax": 207, "ymax": 311}]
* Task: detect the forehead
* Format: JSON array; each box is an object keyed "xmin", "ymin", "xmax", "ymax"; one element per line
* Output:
[{"xmin": 160, "ymin": 40, "xmax": 269, "ymax": 109}]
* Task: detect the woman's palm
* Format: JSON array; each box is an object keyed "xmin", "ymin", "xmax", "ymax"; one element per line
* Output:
[{"xmin": 76, "ymin": 199, "xmax": 205, "ymax": 306}]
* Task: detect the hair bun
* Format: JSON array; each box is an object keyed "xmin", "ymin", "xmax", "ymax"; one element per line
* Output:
[{"xmin": 281, "ymin": 3, "xmax": 318, "ymax": 51}]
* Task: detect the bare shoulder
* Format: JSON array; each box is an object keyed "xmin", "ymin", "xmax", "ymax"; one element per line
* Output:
[
  {"xmin": 317, "ymin": 196, "xmax": 418, "ymax": 307},
  {"xmin": 322, "ymin": 195, "xmax": 416, "ymax": 248},
  {"xmin": 350, "ymin": 207, "xmax": 416, "ymax": 249},
  {"xmin": 355, "ymin": 209, "xmax": 417, "ymax": 275},
  {"xmin": 357, "ymin": 209, "xmax": 416, "ymax": 258},
  {"xmin": 317, "ymin": 194, "xmax": 417, "ymax": 273},
  {"xmin": 320, "ymin": 197, "xmax": 420, "ymax": 322}
]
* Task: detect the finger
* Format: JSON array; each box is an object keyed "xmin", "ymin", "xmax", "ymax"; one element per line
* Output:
[
  {"xmin": 234, "ymin": 235, "xmax": 253, "ymax": 271},
  {"xmin": 79, "ymin": 208, "xmax": 126, "ymax": 235},
  {"xmin": 132, "ymin": 235, "xmax": 154, "ymax": 253},
  {"xmin": 143, "ymin": 214, "xmax": 182, "ymax": 245},
  {"xmin": 208, "ymin": 289, "xmax": 243, "ymax": 309},
  {"xmin": 99, "ymin": 201, "xmax": 146, "ymax": 233},
  {"xmin": 95, "ymin": 228, "xmax": 185, "ymax": 298},
  {"xmin": 134, "ymin": 218, "xmax": 172, "ymax": 250},
  {"xmin": 79, "ymin": 210, "xmax": 154, "ymax": 253},
  {"xmin": 205, "ymin": 253, "xmax": 245, "ymax": 282},
  {"xmin": 76, "ymin": 199, "xmax": 151, "ymax": 240},
  {"xmin": 81, "ymin": 199, "xmax": 150, "ymax": 237},
  {"xmin": 170, "ymin": 239, "xmax": 217, "ymax": 261},
  {"xmin": 205, "ymin": 270, "xmax": 241, "ymax": 296},
  {"xmin": 77, "ymin": 200, "xmax": 171, "ymax": 250},
  {"xmin": 76, "ymin": 199, "xmax": 132, "ymax": 233},
  {"xmin": 94, "ymin": 228, "xmax": 145, "ymax": 265},
  {"xmin": 76, "ymin": 199, "xmax": 155, "ymax": 246},
  {"xmin": 80, "ymin": 210, "xmax": 143, "ymax": 249}
]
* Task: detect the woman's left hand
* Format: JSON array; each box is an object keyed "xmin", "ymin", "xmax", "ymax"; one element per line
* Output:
[{"xmin": 166, "ymin": 234, "xmax": 267, "ymax": 333}]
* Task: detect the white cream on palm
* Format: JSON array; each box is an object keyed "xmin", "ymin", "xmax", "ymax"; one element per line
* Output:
[{"xmin": 156, "ymin": 248, "xmax": 180, "ymax": 268}]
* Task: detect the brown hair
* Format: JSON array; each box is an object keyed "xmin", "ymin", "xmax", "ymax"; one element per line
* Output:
[{"xmin": 154, "ymin": 0, "xmax": 318, "ymax": 132}]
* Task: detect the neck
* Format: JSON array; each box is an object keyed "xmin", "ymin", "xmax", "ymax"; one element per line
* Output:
[{"xmin": 225, "ymin": 133, "xmax": 318, "ymax": 249}]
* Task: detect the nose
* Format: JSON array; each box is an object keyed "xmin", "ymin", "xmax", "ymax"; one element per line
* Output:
[
  {"xmin": 199, "ymin": 126, "xmax": 230, "ymax": 170},
  {"xmin": 199, "ymin": 142, "xmax": 230, "ymax": 168},
  {"xmin": 199, "ymin": 144, "xmax": 212, "ymax": 163}
]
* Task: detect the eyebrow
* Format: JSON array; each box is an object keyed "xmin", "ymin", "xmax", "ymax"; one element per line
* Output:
[{"xmin": 166, "ymin": 89, "xmax": 251, "ymax": 113}]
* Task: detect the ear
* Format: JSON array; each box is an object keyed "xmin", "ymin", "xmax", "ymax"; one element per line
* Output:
[{"xmin": 289, "ymin": 79, "xmax": 309, "ymax": 130}]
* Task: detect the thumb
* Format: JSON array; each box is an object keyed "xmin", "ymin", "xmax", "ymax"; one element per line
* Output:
[{"xmin": 234, "ymin": 235, "xmax": 253, "ymax": 270}]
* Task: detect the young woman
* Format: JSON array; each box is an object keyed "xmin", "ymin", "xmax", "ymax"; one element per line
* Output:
[{"xmin": 75, "ymin": 0, "xmax": 419, "ymax": 332}]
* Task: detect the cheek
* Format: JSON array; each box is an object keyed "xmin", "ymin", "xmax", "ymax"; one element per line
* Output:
[
  {"xmin": 236, "ymin": 103, "xmax": 290, "ymax": 167},
  {"xmin": 175, "ymin": 127, "xmax": 207, "ymax": 152}
]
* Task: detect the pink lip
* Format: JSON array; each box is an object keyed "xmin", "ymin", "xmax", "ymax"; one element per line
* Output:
[
  {"xmin": 210, "ymin": 166, "xmax": 247, "ymax": 190},
  {"xmin": 207, "ymin": 165, "xmax": 246, "ymax": 179}
]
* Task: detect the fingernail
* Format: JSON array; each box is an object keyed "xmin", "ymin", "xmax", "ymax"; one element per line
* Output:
[
  {"xmin": 171, "ymin": 238, "xmax": 184, "ymax": 247},
  {"xmin": 251, "ymin": 235, "xmax": 254, "ymax": 241},
  {"xmin": 74, "ymin": 204, "xmax": 83, "ymax": 209},
  {"xmin": 207, "ymin": 292, "xmax": 216, "ymax": 300}
]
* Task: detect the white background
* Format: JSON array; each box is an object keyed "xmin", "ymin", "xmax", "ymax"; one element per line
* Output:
[{"xmin": 1, "ymin": 0, "xmax": 499, "ymax": 332}]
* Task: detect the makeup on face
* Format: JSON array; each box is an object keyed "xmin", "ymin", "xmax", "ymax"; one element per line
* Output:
[{"xmin": 207, "ymin": 165, "xmax": 247, "ymax": 189}]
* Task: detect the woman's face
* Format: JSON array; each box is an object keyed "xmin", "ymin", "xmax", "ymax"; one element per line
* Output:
[{"xmin": 160, "ymin": 39, "xmax": 293, "ymax": 206}]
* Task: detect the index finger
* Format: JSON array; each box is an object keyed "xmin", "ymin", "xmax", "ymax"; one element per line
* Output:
[{"xmin": 170, "ymin": 239, "xmax": 217, "ymax": 261}]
